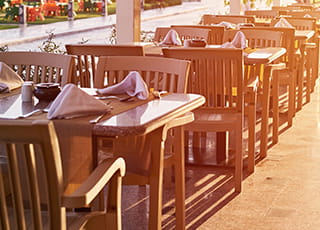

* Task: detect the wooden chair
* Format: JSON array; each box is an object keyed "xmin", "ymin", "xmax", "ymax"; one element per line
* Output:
[
  {"xmin": 94, "ymin": 56, "xmax": 192, "ymax": 229},
  {"xmin": 163, "ymin": 48, "xmax": 246, "ymax": 192},
  {"xmin": 171, "ymin": 25, "xmax": 225, "ymax": 45},
  {"xmin": 0, "ymin": 119, "xmax": 125, "ymax": 230},
  {"xmin": 0, "ymin": 51, "xmax": 74, "ymax": 87},
  {"xmin": 153, "ymin": 26, "xmax": 210, "ymax": 44},
  {"xmin": 201, "ymin": 14, "xmax": 255, "ymax": 25},
  {"xmin": 65, "ymin": 44, "xmax": 145, "ymax": 87},
  {"xmin": 241, "ymin": 27, "xmax": 296, "ymax": 129},
  {"xmin": 271, "ymin": 16, "xmax": 318, "ymax": 109},
  {"xmin": 240, "ymin": 29, "xmax": 285, "ymax": 158}
]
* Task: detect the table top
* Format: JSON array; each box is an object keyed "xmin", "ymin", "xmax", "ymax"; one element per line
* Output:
[
  {"xmin": 140, "ymin": 43, "xmax": 286, "ymax": 65},
  {"xmin": 93, "ymin": 93, "xmax": 205, "ymax": 136},
  {"xmin": 0, "ymin": 89, "xmax": 205, "ymax": 137},
  {"xmin": 244, "ymin": 47, "xmax": 287, "ymax": 65}
]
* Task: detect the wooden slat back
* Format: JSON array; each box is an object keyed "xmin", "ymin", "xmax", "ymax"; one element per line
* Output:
[
  {"xmin": 240, "ymin": 29, "xmax": 283, "ymax": 48},
  {"xmin": 201, "ymin": 14, "xmax": 255, "ymax": 25},
  {"xmin": 0, "ymin": 52, "xmax": 74, "ymax": 87},
  {"xmin": 65, "ymin": 44, "xmax": 145, "ymax": 87},
  {"xmin": 171, "ymin": 25, "xmax": 225, "ymax": 45},
  {"xmin": 94, "ymin": 56, "xmax": 190, "ymax": 93},
  {"xmin": 153, "ymin": 27, "xmax": 210, "ymax": 44},
  {"xmin": 244, "ymin": 10, "xmax": 279, "ymax": 19},
  {"xmin": 0, "ymin": 120, "xmax": 65, "ymax": 230},
  {"xmin": 163, "ymin": 48, "xmax": 244, "ymax": 112},
  {"xmin": 271, "ymin": 16, "xmax": 317, "ymax": 31}
]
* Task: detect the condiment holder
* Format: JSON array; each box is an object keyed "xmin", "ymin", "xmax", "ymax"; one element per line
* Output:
[{"xmin": 33, "ymin": 83, "xmax": 61, "ymax": 101}]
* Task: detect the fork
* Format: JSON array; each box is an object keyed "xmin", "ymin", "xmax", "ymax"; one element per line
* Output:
[
  {"xmin": 95, "ymin": 95, "xmax": 134, "ymax": 102},
  {"xmin": 89, "ymin": 111, "xmax": 109, "ymax": 124}
]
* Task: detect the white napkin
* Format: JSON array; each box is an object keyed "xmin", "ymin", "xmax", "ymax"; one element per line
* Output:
[
  {"xmin": 0, "ymin": 62, "xmax": 24, "ymax": 92},
  {"xmin": 47, "ymin": 83, "xmax": 110, "ymax": 119},
  {"xmin": 97, "ymin": 71, "xmax": 149, "ymax": 100},
  {"xmin": 158, "ymin": 29, "xmax": 182, "ymax": 46},
  {"xmin": 274, "ymin": 17, "xmax": 294, "ymax": 28},
  {"xmin": 0, "ymin": 83, "xmax": 9, "ymax": 93},
  {"xmin": 221, "ymin": 31, "xmax": 247, "ymax": 49},
  {"xmin": 216, "ymin": 21, "xmax": 237, "ymax": 29},
  {"xmin": 304, "ymin": 14, "xmax": 312, "ymax": 18}
]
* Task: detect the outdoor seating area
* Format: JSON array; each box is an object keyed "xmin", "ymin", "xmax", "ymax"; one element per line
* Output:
[{"xmin": 1, "ymin": 0, "xmax": 320, "ymax": 229}]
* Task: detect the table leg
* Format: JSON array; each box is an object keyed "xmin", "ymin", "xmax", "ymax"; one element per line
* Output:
[
  {"xmin": 174, "ymin": 126, "xmax": 186, "ymax": 230},
  {"xmin": 148, "ymin": 127, "xmax": 165, "ymax": 230}
]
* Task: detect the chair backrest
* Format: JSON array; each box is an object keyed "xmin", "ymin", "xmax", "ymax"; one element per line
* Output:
[
  {"xmin": 286, "ymin": 10, "xmax": 320, "ymax": 19},
  {"xmin": 244, "ymin": 10, "xmax": 279, "ymax": 19},
  {"xmin": 0, "ymin": 120, "xmax": 66, "ymax": 230},
  {"xmin": 153, "ymin": 27, "xmax": 171, "ymax": 43},
  {"xmin": 0, "ymin": 52, "xmax": 74, "ymax": 87},
  {"xmin": 201, "ymin": 14, "xmax": 255, "ymax": 25},
  {"xmin": 153, "ymin": 27, "xmax": 210, "ymax": 44},
  {"xmin": 241, "ymin": 27, "xmax": 295, "ymax": 70},
  {"xmin": 163, "ymin": 48, "xmax": 244, "ymax": 112},
  {"xmin": 271, "ymin": 16, "xmax": 317, "ymax": 30},
  {"xmin": 65, "ymin": 44, "xmax": 145, "ymax": 87},
  {"xmin": 171, "ymin": 25, "xmax": 225, "ymax": 45},
  {"xmin": 240, "ymin": 29, "xmax": 283, "ymax": 48},
  {"xmin": 94, "ymin": 56, "xmax": 190, "ymax": 93}
]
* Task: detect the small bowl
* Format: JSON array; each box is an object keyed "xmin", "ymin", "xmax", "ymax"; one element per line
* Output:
[
  {"xmin": 33, "ymin": 83, "xmax": 61, "ymax": 101},
  {"xmin": 189, "ymin": 39, "xmax": 207, "ymax": 47}
]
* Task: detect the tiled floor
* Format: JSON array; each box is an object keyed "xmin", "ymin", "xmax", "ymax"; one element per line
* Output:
[{"xmin": 121, "ymin": 81, "xmax": 320, "ymax": 229}]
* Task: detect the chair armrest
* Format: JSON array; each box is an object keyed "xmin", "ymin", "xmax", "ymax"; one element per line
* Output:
[
  {"xmin": 162, "ymin": 112, "xmax": 194, "ymax": 140},
  {"xmin": 62, "ymin": 157, "xmax": 126, "ymax": 208},
  {"xmin": 303, "ymin": 42, "xmax": 317, "ymax": 49},
  {"xmin": 244, "ymin": 76, "xmax": 259, "ymax": 93},
  {"xmin": 165, "ymin": 112, "xmax": 194, "ymax": 130}
]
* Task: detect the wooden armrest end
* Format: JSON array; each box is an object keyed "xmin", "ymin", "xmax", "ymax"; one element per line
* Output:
[
  {"xmin": 245, "ymin": 76, "xmax": 259, "ymax": 93},
  {"xmin": 268, "ymin": 62, "xmax": 286, "ymax": 72},
  {"xmin": 62, "ymin": 157, "xmax": 126, "ymax": 208},
  {"xmin": 165, "ymin": 112, "xmax": 194, "ymax": 131}
]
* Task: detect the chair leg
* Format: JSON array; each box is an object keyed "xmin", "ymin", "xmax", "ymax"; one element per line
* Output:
[
  {"xmin": 272, "ymin": 71, "xmax": 279, "ymax": 145},
  {"xmin": 234, "ymin": 123, "xmax": 243, "ymax": 193},
  {"xmin": 287, "ymin": 76, "xmax": 295, "ymax": 127},
  {"xmin": 247, "ymin": 93, "xmax": 256, "ymax": 174},
  {"xmin": 297, "ymin": 45, "xmax": 306, "ymax": 111}
]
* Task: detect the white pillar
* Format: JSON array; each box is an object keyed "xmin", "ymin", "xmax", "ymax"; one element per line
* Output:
[
  {"xmin": 273, "ymin": 0, "xmax": 281, "ymax": 6},
  {"xmin": 116, "ymin": 0, "xmax": 141, "ymax": 44},
  {"xmin": 230, "ymin": 0, "xmax": 241, "ymax": 14}
]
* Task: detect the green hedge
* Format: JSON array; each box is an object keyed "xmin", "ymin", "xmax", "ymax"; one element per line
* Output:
[{"xmin": 144, "ymin": 0, "xmax": 182, "ymax": 10}]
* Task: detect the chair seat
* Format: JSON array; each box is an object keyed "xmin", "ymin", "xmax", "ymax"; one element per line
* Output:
[{"xmin": 186, "ymin": 108, "xmax": 242, "ymax": 131}]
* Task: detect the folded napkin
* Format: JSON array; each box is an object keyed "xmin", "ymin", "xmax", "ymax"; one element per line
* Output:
[
  {"xmin": 159, "ymin": 29, "xmax": 182, "ymax": 46},
  {"xmin": 0, "ymin": 83, "xmax": 9, "ymax": 93},
  {"xmin": 274, "ymin": 17, "xmax": 294, "ymax": 28},
  {"xmin": 97, "ymin": 71, "xmax": 149, "ymax": 100},
  {"xmin": 216, "ymin": 21, "xmax": 237, "ymax": 29},
  {"xmin": 47, "ymin": 83, "xmax": 110, "ymax": 119},
  {"xmin": 221, "ymin": 31, "xmax": 247, "ymax": 49},
  {"xmin": 0, "ymin": 62, "xmax": 24, "ymax": 92}
]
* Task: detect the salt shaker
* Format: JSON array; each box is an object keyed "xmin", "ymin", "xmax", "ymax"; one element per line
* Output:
[{"xmin": 21, "ymin": 81, "xmax": 34, "ymax": 102}]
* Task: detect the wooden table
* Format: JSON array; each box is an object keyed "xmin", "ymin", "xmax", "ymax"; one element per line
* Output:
[{"xmin": 0, "ymin": 89, "xmax": 205, "ymax": 230}]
